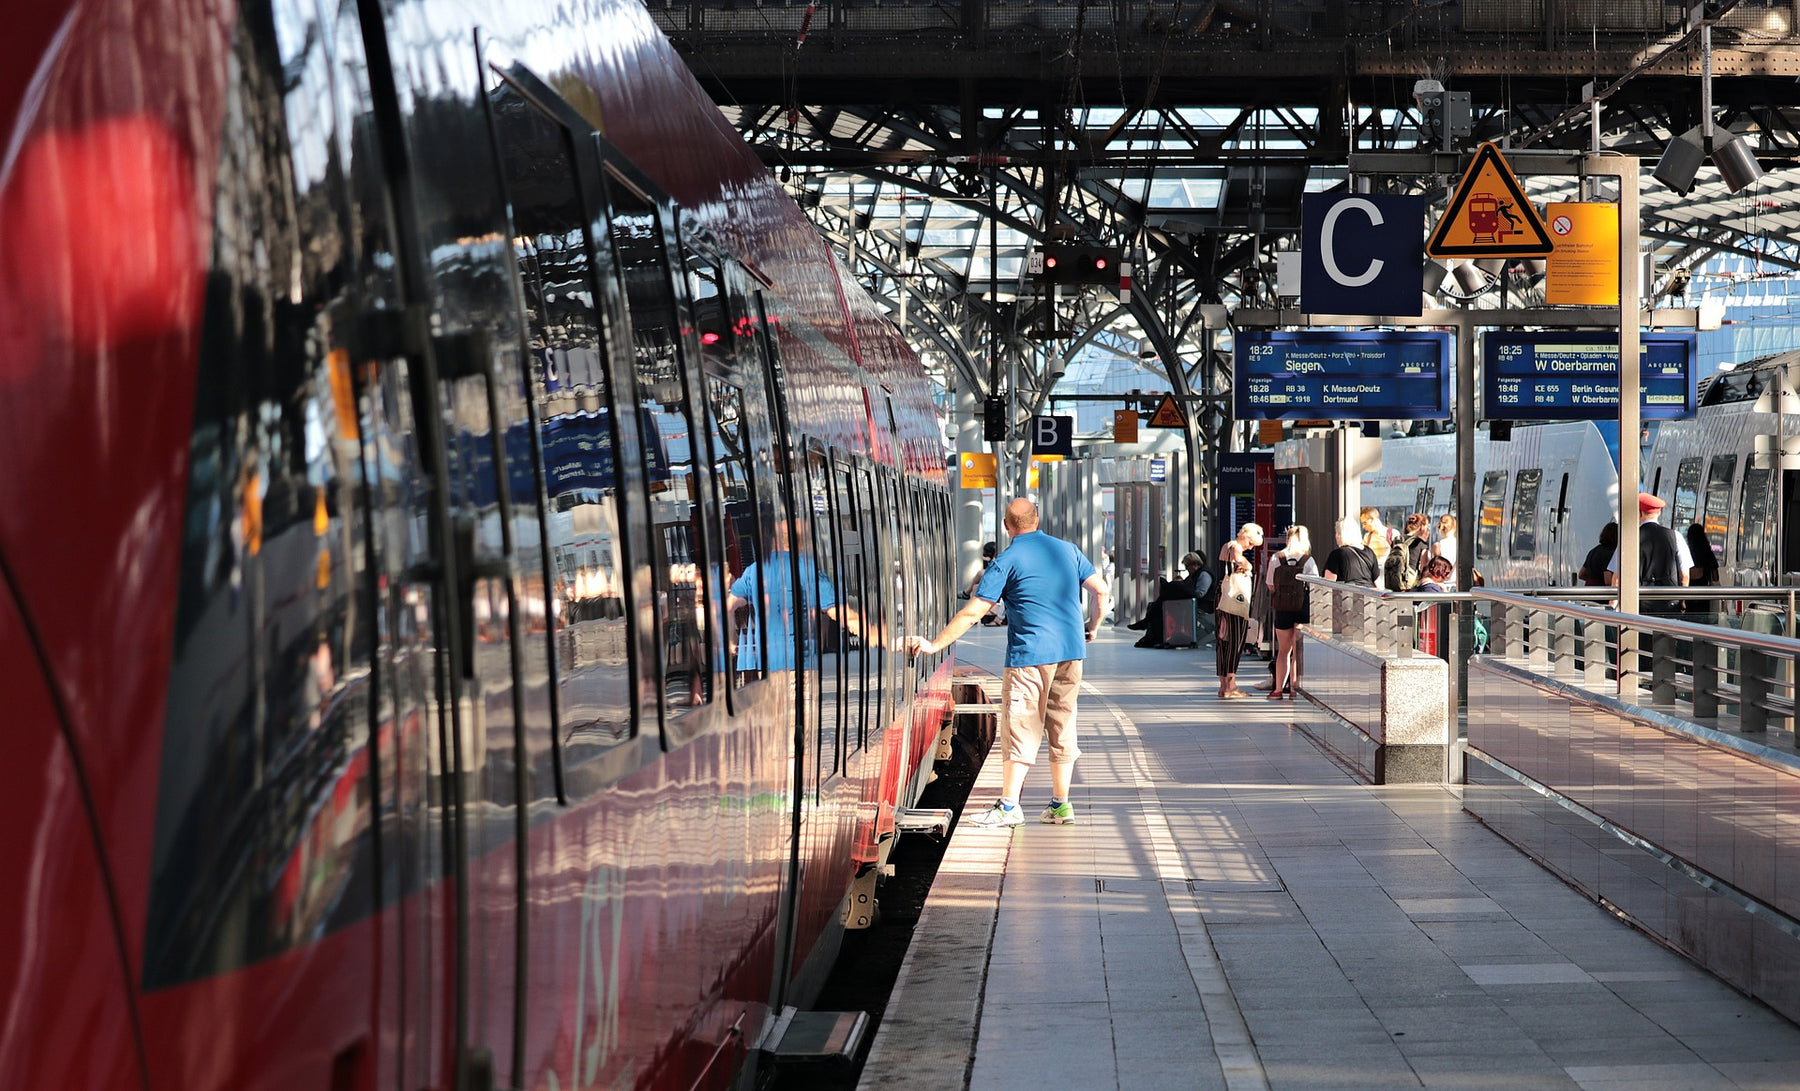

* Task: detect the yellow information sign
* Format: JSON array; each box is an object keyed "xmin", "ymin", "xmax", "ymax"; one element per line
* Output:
[
  {"xmin": 1146, "ymin": 393, "xmax": 1186, "ymax": 428},
  {"xmin": 959, "ymin": 452, "xmax": 996, "ymax": 489},
  {"xmin": 1426, "ymin": 143, "xmax": 1554, "ymax": 259},
  {"xmin": 1543, "ymin": 202, "xmax": 1619, "ymax": 306},
  {"xmin": 1114, "ymin": 408, "xmax": 1139, "ymax": 444}
]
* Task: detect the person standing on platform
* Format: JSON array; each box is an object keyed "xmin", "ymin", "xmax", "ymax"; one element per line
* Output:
[
  {"xmin": 1385, "ymin": 513, "xmax": 1431, "ymax": 591},
  {"xmin": 1686, "ymin": 524, "xmax": 1721, "ymax": 617},
  {"xmin": 1417, "ymin": 555, "xmax": 1456, "ymax": 593},
  {"xmin": 1432, "ymin": 514, "xmax": 1459, "ymax": 575},
  {"xmin": 1213, "ymin": 521, "xmax": 1264, "ymax": 699},
  {"xmin": 1606, "ymin": 493, "xmax": 1691, "ymax": 615},
  {"xmin": 1322, "ymin": 516, "xmax": 1378, "ymax": 586},
  {"xmin": 1361, "ymin": 507, "xmax": 1395, "ymax": 588},
  {"xmin": 1578, "ymin": 522, "xmax": 1618, "ymax": 587},
  {"xmin": 1266, "ymin": 525, "xmax": 1316, "ymax": 699},
  {"xmin": 904, "ymin": 498, "xmax": 1108, "ymax": 828}
]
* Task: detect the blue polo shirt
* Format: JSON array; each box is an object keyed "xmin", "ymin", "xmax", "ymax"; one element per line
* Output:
[
  {"xmin": 975, "ymin": 530, "xmax": 1097, "ymax": 667},
  {"xmin": 731, "ymin": 553, "xmax": 836, "ymax": 672}
]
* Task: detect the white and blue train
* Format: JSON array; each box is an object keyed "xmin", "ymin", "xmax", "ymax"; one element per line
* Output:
[{"xmin": 1362, "ymin": 350, "xmax": 1800, "ymax": 589}]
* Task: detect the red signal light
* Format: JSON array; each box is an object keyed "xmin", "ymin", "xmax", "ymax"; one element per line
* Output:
[
  {"xmin": 1044, "ymin": 255, "xmax": 1060, "ymax": 269},
  {"xmin": 701, "ymin": 331, "xmax": 722, "ymax": 345}
]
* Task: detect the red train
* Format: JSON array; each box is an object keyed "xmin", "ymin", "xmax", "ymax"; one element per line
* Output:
[{"xmin": 0, "ymin": 0, "xmax": 956, "ymax": 1086}]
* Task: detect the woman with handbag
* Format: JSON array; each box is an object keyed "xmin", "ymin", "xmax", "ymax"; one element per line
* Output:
[{"xmin": 1214, "ymin": 521, "xmax": 1264, "ymax": 698}]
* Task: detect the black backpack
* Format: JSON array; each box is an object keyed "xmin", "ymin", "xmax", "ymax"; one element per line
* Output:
[
  {"xmin": 1384, "ymin": 537, "xmax": 1423, "ymax": 591},
  {"xmin": 1271, "ymin": 556, "xmax": 1308, "ymax": 612}
]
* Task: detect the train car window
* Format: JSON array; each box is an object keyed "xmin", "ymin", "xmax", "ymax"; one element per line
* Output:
[
  {"xmin": 835, "ymin": 461, "xmax": 869, "ymax": 754},
  {"xmin": 860, "ymin": 465, "xmax": 888, "ymax": 737},
  {"xmin": 881, "ymin": 472, "xmax": 905, "ymax": 709},
  {"xmin": 488, "ymin": 80, "xmax": 636, "ymax": 800},
  {"xmin": 149, "ymin": 21, "xmax": 381, "ymax": 987},
  {"xmin": 1672, "ymin": 458, "xmax": 1703, "ymax": 531},
  {"xmin": 1738, "ymin": 466, "xmax": 1773, "ymax": 573},
  {"xmin": 1509, "ymin": 470, "xmax": 1542, "ymax": 560},
  {"xmin": 1415, "ymin": 487, "xmax": 1434, "ymax": 517},
  {"xmin": 941, "ymin": 492, "xmax": 955, "ymax": 632},
  {"xmin": 685, "ymin": 251, "xmax": 756, "ymax": 708},
  {"xmin": 606, "ymin": 181, "xmax": 711, "ymax": 721},
  {"xmin": 1477, "ymin": 471, "xmax": 1509, "ymax": 562},
  {"xmin": 806, "ymin": 446, "xmax": 844, "ymax": 784},
  {"xmin": 911, "ymin": 485, "xmax": 934, "ymax": 649},
  {"xmin": 1703, "ymin": 455, "xmax": 1737, "ymax": 542},
  {"xmin": 730, "ymin": 286, "xmax": 785, "ymax": 679}
]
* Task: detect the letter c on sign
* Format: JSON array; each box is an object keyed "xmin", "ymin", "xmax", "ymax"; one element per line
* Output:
[{"xmin": 1321, "ymin": 198, "xmax": 1384, "ymax": 288}]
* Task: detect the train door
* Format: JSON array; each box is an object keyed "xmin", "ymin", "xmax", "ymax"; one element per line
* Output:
[
  {"xmin": 353, "ymin": 18, "xmax": 553, "ymax": 1089},
  {"xmin": 718, "ymin": 277, "xmax": 800, "ymax": 1018},
  {"xmin": 484, "ymin": 60, "xmax": 665, "ymax": 1090},
  {"xmin": 1415, "ymin": 486, "xmax": 1436, "ymax": 519},
  {"xmin": 1737, "ymin": 464, "xmax": 1775, "ymax": 584},
  {"xmin": 609, "ymin": 182, "xmax": 714, "ymax": 746},
  {"xmin": 1548, "ymin": 472, "xmax": 1573, "ymax": 583},
  {"xmin": 737, "ymin": 289, "xmax": 809, "ymax": 1016},
  {"xmin": 1782, "ymin": 471, "xmax": 1800, "ymax": 581}
]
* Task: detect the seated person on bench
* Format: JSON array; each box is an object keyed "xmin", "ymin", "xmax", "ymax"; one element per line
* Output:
[{"xmin": 1128, "ymin": 551, "xmax": 1210, "ymax": 647}]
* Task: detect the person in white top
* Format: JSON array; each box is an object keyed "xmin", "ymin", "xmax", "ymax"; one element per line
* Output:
[{"xmin": 1432, "ymin": 514, "xmax": 1458, "ymax": 573}]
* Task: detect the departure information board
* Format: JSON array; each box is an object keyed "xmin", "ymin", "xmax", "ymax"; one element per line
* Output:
[
  {"xmin": 1483, "ymin": 332, "xmax": 1697, "ymax": 420},
  {"xmin": 1235, "ymin": 330, "xmax": 1451, "ymax": 421}
]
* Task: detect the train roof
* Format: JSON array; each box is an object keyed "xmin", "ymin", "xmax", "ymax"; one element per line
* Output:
[{"xmin": 1699, "ymin": 350, "xmax": 1800, "ymax": 407}]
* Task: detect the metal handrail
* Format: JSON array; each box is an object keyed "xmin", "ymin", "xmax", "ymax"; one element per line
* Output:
[
  {"xmin": 1299, "ymin": 577, "xmax": 1800, "ymax": 746},
  {"xmin": 1471, "ymin": 588, "xmax": 1800, "ymax": 743},
  {"xmin": 1297, "ymin": 575, "xmax": 1471, "ymax": 658}
]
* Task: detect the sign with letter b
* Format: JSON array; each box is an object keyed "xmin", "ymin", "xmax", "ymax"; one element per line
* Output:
[{"xmin": 1031, "ymin": 415, "xmax": 1074, "ymax": 459}]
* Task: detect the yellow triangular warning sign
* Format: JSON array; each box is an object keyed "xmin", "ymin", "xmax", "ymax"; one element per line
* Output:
[
  {"xmin": 1147, "ymin": 393, "xmax": 1186, "ymax": 428},
  {"xmin": 1426, "ymin": 143, "xmax": 1554, "ymax": 259}
]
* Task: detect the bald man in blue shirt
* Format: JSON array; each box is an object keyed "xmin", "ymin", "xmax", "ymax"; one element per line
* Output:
[{"xmin": 905, "ymin": 498, "xmax": 1109, "ymax": 827}]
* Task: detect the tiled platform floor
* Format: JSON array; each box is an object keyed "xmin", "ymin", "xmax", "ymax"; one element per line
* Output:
[{"xmin": 858, "ymin": 628, "xmax": 1800, "ymax": 1090}]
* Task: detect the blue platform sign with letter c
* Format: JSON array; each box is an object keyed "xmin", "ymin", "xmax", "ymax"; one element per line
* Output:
[{"xmin": 1300, "ymin": 193, "xmax": 1425, "ymax": 317}]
